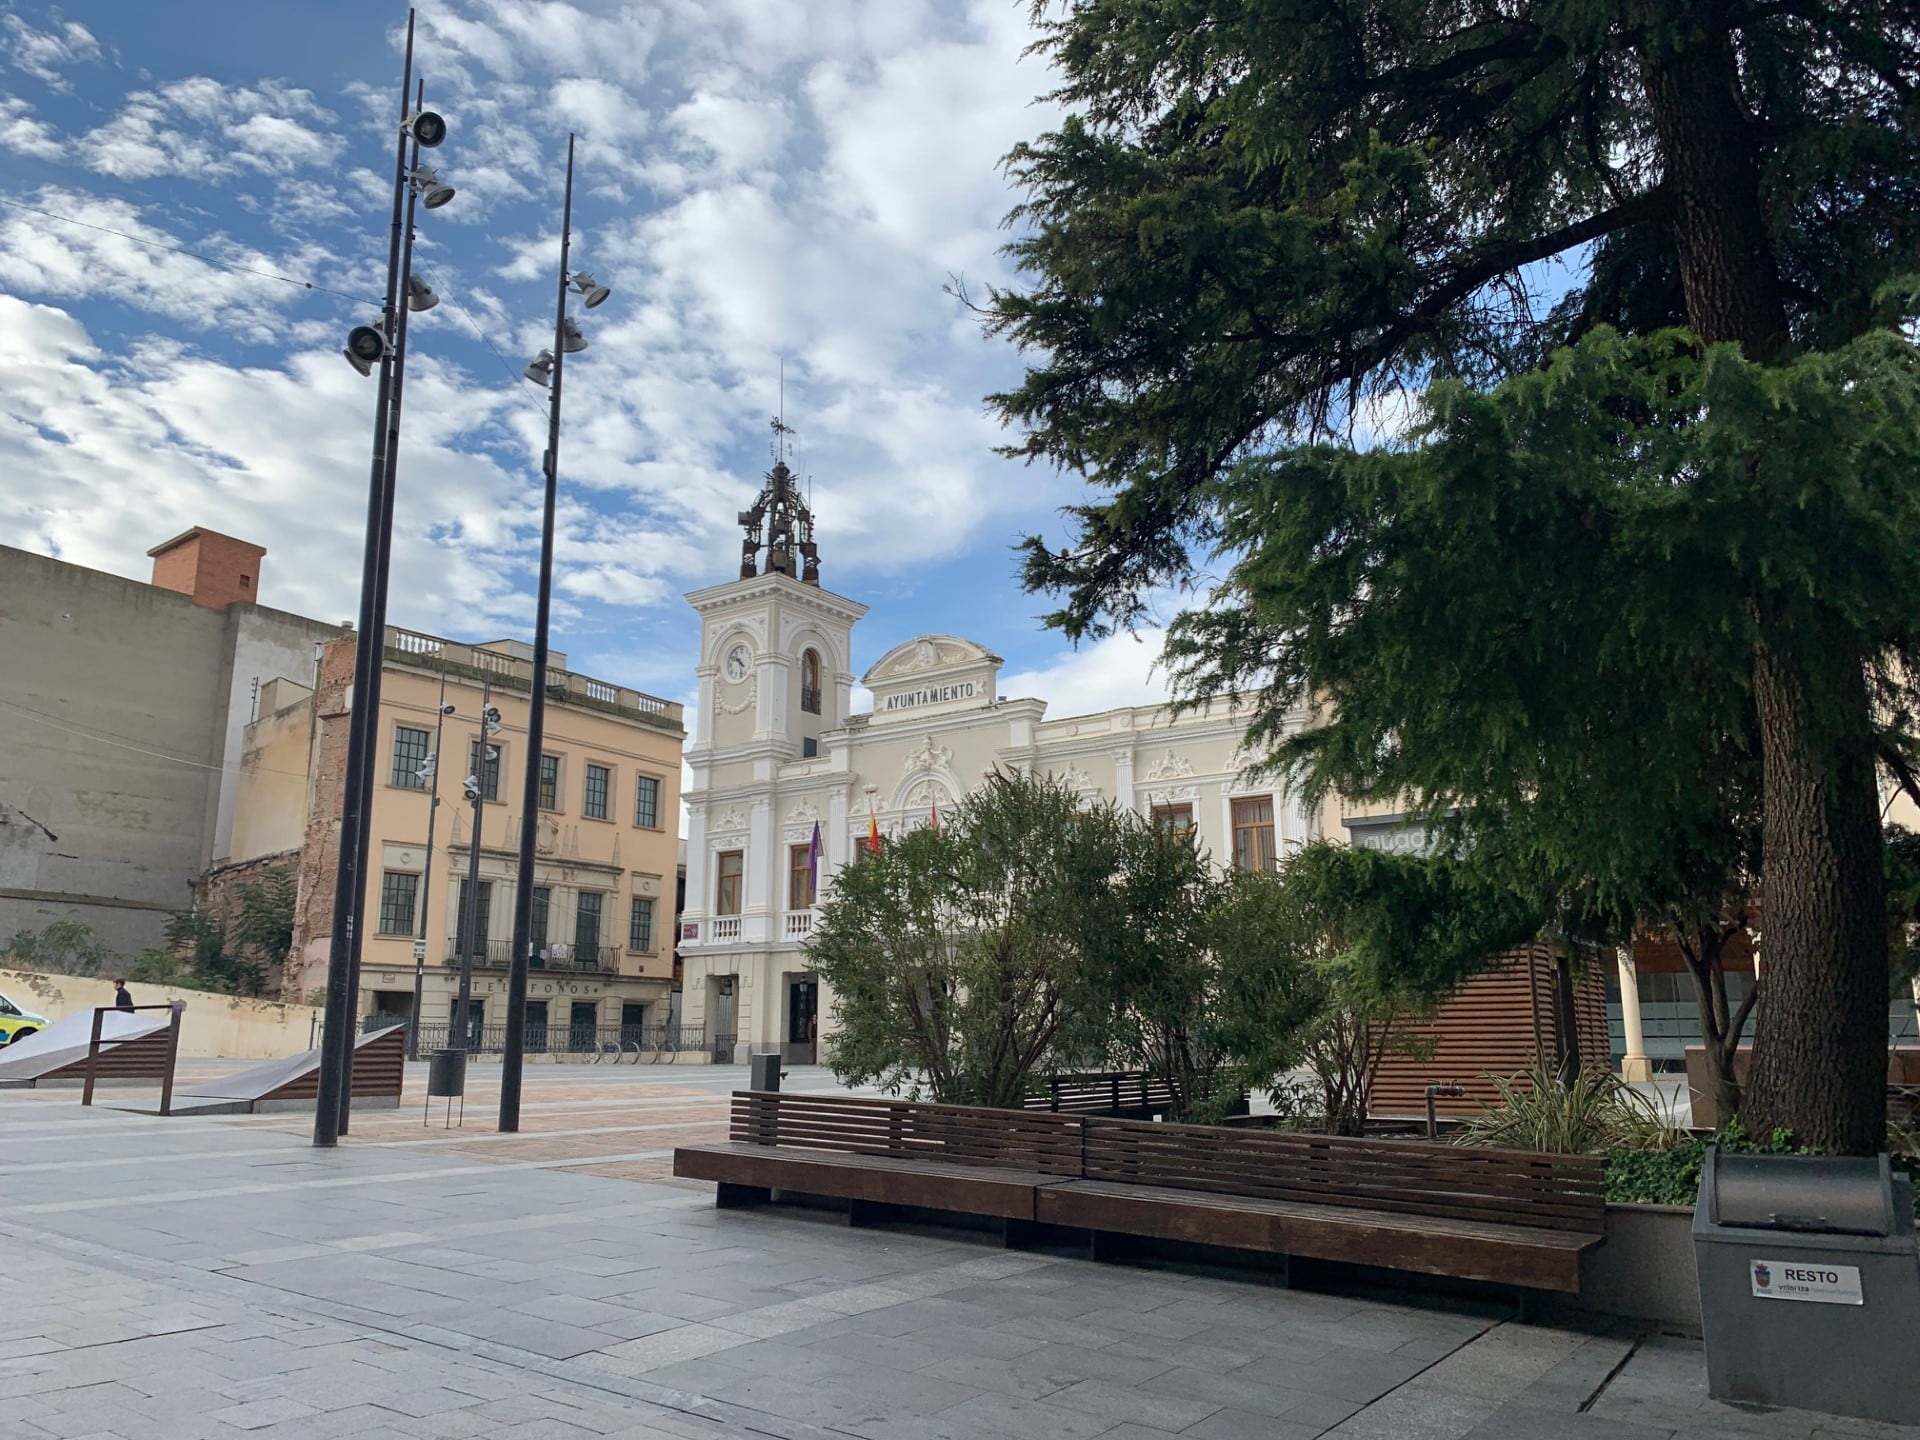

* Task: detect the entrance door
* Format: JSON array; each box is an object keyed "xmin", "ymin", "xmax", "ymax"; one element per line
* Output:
[
  {"xmin": 570, "ymin": 1001, "xmax": 599, "ymax": 1052},
  {"xmin": 786, "ymin": 977, "xmax": 818, "ymax": 1065},
  {"xmin": 620, "ymin": 1002, "xmax": 647, "ymax": 1047},
  {"xmin": 524, "ymin": 1000, "xmax": 549, "ymax": 1053}
]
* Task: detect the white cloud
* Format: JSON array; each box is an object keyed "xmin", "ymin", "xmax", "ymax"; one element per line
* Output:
[
  {"xmin": 88, "ymin": 79, "xmax": 341, "ymax": 182},
  {"xmin": 2, "ymin": 14, "xmax": 99, "ymax": 90},
  {"xmin": 0, "ymin": 95, "xmax": 61, "ymax": 158},
  {"xmin": 1001, "ymin": 627, "xmax": 1174, "ymax": 721}
]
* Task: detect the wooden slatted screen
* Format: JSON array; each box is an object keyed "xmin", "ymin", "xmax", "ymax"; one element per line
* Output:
[
  {"xmin": 270, "ymin": 1026, "xmax": 406, "ymax": 1102},
  {"xmin": 1368, "ymin": 945, "xmax": 1611, "ymax": 1120}
]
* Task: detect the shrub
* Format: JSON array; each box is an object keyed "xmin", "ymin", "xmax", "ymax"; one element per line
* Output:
[
  {"xmin": 1457, "ymin": 1065, "xmax": 1685, "ymax": 1154},
  {"xmin": 3, "ymin": 920, "xmax": 113, "ymax": 977}
]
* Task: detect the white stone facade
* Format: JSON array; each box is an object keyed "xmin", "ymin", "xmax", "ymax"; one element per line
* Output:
[{"xmin": 678, "ymin": 569, "xmax": 1320, "ymax": 1064}]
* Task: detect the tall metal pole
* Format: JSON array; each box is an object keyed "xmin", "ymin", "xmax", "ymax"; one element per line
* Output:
[
  {"xmin": 338, "ymin": 75, "xmax": 427, "ymax": 1135},
  {"xmin": 408, "ymin": 671, "xmax": 449, "ymax": 1062},
  {"xmin": 454, "ymin": 669, "xmax": 493, "ymax": 1050},
  {"xmin": 500, "ymin": 134, "xmax": 576, "ymax": 1133},
  {"xmin": 315, "ymin": 10, "xmax": 416, "ymax": 1148}
]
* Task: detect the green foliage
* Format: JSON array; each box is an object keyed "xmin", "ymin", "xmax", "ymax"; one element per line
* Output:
[
  {"xmin": 230, "ymin": 867, "xmax": 296, "ymax": 975},
  {"xmin": 1459, "ymin": 1066, "xmax": 1685, "ymax": 1156},
  {"xmin": 809, "ymin": 770, "xmax": 1147, "ymax": 1108},
  {"xmin": 3, "ymin": 920, "xmax": 113, "ymax": 977},
  {"xmin": 1602, "ymin": 1118, "xmax": 1919, "ymax": 1218},
  {"xmin": 988, "ymin": 0, "xmax": 1920, "ymax": 1153}
]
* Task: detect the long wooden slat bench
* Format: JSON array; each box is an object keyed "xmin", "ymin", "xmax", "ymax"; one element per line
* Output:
[
  {"xmin": 673, "ymin": 1093, "xmax": 1606, "ymax": 1294},
  {"xmin": 1023, "ymin": 1071, "xmax": 1176, "ymax": 1116},
  {"xmin": 1040, "ymin": 1117, "xmax": 1604, "ymax": 1292},
  {"xmin": 672, "ymin": 1091, "xmax": 1083, "ymax": 1222}
]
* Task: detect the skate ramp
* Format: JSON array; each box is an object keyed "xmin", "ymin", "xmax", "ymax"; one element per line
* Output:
[{"xmin": 0, "ymin": 1009, "xmax": 168, "ymax": 1084}]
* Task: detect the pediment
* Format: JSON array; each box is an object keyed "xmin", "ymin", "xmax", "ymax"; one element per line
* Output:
[{"xmin": 862, "ymin": 634, "xmax": 1001, "ymax": 685}]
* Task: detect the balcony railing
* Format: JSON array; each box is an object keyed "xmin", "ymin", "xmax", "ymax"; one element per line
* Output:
[
  {"xmin": 783, "ymin": 909, "xmax": 816, "ymax": 939},
  {"xmin": 384, "ymin": 625, "xmax": 683, "ymax": 733},
  {"xmin": 441, "ymin": 939, "xmax": 617, "ymax": 972},
  {"xmin": 710, "ymin": 916, "xmax": 742, "ymax": 941}
]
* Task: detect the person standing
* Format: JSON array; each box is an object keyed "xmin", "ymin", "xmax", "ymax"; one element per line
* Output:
[{"xmin": 112, "ymin": 978, "xmax": 134, "ymax": 1010}]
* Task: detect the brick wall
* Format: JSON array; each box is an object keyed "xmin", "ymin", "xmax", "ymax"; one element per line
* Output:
[
  {"xmin": 285, "ymin": 633, "xmax": 356, "ymax": 1000},
  {"xmin": 148, "ymin": 529, "xmax": 267, "ymax": 611}
]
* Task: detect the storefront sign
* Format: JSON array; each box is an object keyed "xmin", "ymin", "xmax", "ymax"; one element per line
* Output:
[
  {"xmin": 883, "ymin": 681, "xmax": 978, "ymax": 711},
  {"xmin": 1750, "ymin": 1260, "xmax": 1863, "ymax": 1305}
]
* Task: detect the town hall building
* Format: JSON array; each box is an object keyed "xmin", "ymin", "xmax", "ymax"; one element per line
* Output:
[{"xmin": 677, "ymin": 455, "xmax": 1333, "ymax": 1065}]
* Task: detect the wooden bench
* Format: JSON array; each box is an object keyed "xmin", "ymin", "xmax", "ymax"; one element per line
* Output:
[
  {"xmin": 674, "ymin": 1095, "xmax": 1606, "ymax": 1294},
  {"xmin": 1023, "ymin": 1071, "xmax": 1176, "ymax": 1117},
  {"xmin": 1039, "ymin": 1117, "xmax": 1604, "ymax": 1291},
  {"xmin": 673, "ymin": 1091, "xmax": 1083, "ymax": 1224}
]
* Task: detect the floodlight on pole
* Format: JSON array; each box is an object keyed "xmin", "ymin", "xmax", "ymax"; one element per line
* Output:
[
  {"xmin": 406, "ymin": 275, "xmax": 439, "ymax": 312},
  {"xmin": 559, "ymin": 316, "xmax": 588, "ymax": 353},
  {"xmin": 523, "ymin": 350, "xmax": 554, "ymax": 386},
  {"xmin": 410, "ymin": 165, "xmax": 455, "ymax": 209},
  {"xmin": 570, "ymin": 272, "xmax": 610, "ymax": 308},
  {"xmin": 404, "ymin": 109, "xmax": 448, "ymax": 147},
  {"xmin": 344, "ymin": 321, "xmax": 387, "ymax": 376}
]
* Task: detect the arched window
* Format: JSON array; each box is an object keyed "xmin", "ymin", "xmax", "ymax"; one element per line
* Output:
[{"xmin": 801, "ymin": 648, "xmax": 822, "ymax": 714}]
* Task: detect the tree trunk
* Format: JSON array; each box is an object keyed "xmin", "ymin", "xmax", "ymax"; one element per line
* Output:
[
  {"xmin": 1742, "ymin": 633, "xmax": 1888, "ymax": 1151},
  {"xmin": 1634, "ymin": 3, "xmax": 1888, "ymax": 1151},
  {"xmin": 1552, "ymin": 951, "xmax": 1581, "ymax": 1083}
]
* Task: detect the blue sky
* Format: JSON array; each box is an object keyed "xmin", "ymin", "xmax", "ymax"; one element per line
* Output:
[{"xmin": 0, "ymin": 0, "xmax": 1182, "ymax": 721}]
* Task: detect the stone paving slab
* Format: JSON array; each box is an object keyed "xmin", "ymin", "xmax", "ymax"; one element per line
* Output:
[{"xmin": 2, "ymin": 1067, "xmax": 1917, "ymax": 1439}]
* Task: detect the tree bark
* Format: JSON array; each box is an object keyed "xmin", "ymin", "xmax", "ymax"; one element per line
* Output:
[{"xmin": 1633, "ymin": 2, "xmax": 1889, "ymax": 1151}]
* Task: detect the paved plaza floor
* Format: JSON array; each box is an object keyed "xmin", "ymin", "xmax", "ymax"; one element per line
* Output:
[{"xmin": 0, "ymin": 1063, "xmax": 1913, "ymax": 1440}]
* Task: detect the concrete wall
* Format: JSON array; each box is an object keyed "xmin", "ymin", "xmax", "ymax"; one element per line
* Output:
[
  {"xmin": 0, "ymin": 547, "xmax": 233, "ymax": 955},
  {"xmin": 0, "ymin": 967, "xmax": 324, "ymax": 1059},
  {"xmin": 227, "ymin": 681, "xmax": 314, "ymax": 863},
  {"xmin": 0, "ymin": 545, "xmax": 340, "ymax": 959}
]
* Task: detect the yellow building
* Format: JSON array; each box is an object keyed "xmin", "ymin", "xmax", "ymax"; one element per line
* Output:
[{"xmin": 224, "ymin": 624, "xmax": 685, "ymax": 1051}]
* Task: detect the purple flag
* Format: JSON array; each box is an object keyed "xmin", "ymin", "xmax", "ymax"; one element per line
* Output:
[{"xmin": 806, "ymin": 820, "xmax": 824, "ymax": 901}]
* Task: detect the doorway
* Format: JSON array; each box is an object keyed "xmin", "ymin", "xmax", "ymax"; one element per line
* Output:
[
  {"xmin": 785, "ymin": 976, "xmax": 818, "ymax": 1065},
  {"xmin": 620, "ymin": 1001, "xmax": 648, "ymax": 1047},
  {"xmin": 524, "ymin": 1000, "xmax": 549, "ymax": 1054},
  {"xmin": 570, "ymin": 1000, "xmax": 599, "ymax": 1052}
]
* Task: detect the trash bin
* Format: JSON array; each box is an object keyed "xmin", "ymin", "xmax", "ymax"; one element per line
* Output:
[
  {"xmin": 1693, "ymin": 1146, "xmax": 1919, "ymax": 1423},
  {"xmin": 748, "ymin": 1052, "xmax": 780, "ymax": 1092},
  {"xmin": 427, "ymin": 1047, "xmax": 467, "ymax": 1098}
]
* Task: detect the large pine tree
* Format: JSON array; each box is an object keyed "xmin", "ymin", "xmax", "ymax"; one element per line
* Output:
[{"xmin": 988, "ymin": 1, "xmax": 1920, "ymax": 1151}]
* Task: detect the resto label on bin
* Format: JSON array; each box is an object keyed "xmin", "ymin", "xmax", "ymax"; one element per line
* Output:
[{"xmin": 1749, "ymin": 1260, "xmax": 1864, "ymax": 1305}]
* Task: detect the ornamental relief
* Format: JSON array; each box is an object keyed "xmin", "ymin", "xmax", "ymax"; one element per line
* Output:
[
  {"xmin": 714, "ymin": 679, "xmax": 756, "ymax": 715},
  {"xmin": 1143, "ymin": 749, "xmax": 1195, "ymax": 782},
  {"xmin": 1143, "ymin": 784, "xmax": 1199, "ymax": 805},
  {"xmin": 902, "ymin": 736, "xmax": 954, "ymax": 776}
]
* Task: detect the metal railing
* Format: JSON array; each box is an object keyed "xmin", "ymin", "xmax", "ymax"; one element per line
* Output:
[
  {"xmin": 440, "ymin": 939, "xmax": 616, "ymax": 972},
  {"xmin": 403, "ymin": 1021, "xmax": 708, "ymax": 1059}
]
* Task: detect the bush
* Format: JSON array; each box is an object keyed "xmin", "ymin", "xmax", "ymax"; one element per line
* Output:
[
  {"xmin": 1457, "ymin": 1065, "xmax": 1685, "ymax": 1154},
  {"xmin": 1603, "ymin": 1116, "xmax": 1920, "ymax": 1218},
  {"xmin": 3, "ymin": 920, "xmax": 113, "ymax": 977}
]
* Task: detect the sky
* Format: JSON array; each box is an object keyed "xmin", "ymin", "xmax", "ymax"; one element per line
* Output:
[{"xmin": 0, "ymin": 0, "xmax": 1181, "ymax": 728}]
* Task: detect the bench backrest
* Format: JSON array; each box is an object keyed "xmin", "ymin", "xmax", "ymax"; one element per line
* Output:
[
  {"xmin": 1024, "ymin": 1072, "xmax": 1176, "ymax": 1114},
  {"xmin": 730, "ymin": 1091, "xmax": 1084, "ymax": 1176},
  {"xmin": 1080, "ymin": 1116, "xmax": 1606, "ymax": 1234}
]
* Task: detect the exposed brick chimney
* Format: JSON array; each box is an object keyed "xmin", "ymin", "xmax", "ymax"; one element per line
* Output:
[{"xmin": 147, "ymin": 528, "xmax": 267, "ymax": 609}]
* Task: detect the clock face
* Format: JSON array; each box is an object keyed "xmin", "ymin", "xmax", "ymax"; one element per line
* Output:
[{"xmin": 724, "ymin": 644, "xmax": 751, "ymax": 682}]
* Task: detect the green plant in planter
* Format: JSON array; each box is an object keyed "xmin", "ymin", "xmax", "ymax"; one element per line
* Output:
[{"xmin": 1458, "ymin": 1066, "xmax": 1684, "ymax": 1155}]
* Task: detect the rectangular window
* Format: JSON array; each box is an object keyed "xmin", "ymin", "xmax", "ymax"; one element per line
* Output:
[
  {"xmin": 1151, "ymin": 803, "xmax": 1195, "ymax": 837},
  {"xmin": 634, "ymin": 773, "xmax": 660, "ymax": 828},
  {"xmin": 716, "ymin": 850, "xmax": 743, "ymax": 915},
  {"xmin": 575, "ymin": 891, "xmax": 604, "ymax": 957},
  {"xmin": 789, "ymin": 843, "xmax": 816, "ymax": 909},
  {"xmin": 529, "ymin": 886, "xmax": 549, "ymax": 960},
  {"xmin": 377, "ymin": 871, "xmax": 418, "ymax": 935},
  {"xmin": 454, "ymin": 878, "xmax": 492, "ymax": 956},
  {"xmin": 391, "ymin": 725, "xmax": 430, "ymax": 788},
  {"xmin": 1232, "ymin": 796, "xmax": 1277, "ymax": 872},
  {"xmin": 583, "ymin": 762, "xmax": 610, "ymax": 820},
  {"xmin": 468, "ymin": 739, "xmax": 501, "ymax": 801},
  {"xmin": 628, "ymin": 896, "xmax": 655, "ymax": 952},
  {"xmin": 538, "ymin": 754, "xmax": 560, "ymax": 810}
]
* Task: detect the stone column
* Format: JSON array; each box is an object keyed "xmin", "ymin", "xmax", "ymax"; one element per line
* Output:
[
  {"xmin": 1617, "ymin": 943, "xmax": 1651, "ymax": 1082},
  {"xmin": 1113, "ymin": 749, "xmax": 1137, "ymax": 813}
]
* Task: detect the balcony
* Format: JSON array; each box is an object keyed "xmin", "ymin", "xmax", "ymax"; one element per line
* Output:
[
  {"xmin": 710, "ymin": 916, "xmax": 742, "ymax": 941},
  {"xmin": 442, "ymin": 938, "xmax": 617, "ymax": 973},
  {"xmin": 384, "ymin": 625, "xmax": 683, "ymax": 735},
  {"xmin": 783, "ymin": 909, "xmax": 816, "ymax": 940}
]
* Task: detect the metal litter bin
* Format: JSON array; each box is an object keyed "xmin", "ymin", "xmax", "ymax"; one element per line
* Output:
[
  {"xmin": 1693, "ymin": 1147, "xmax": 1919, "ymax": 1424},
  {"xmin": 425, "ymin": 1047, "xmax": 467, "ymax": 1128},
  {"xmin": 748, "ymin": 1052, "xmax": 781, "ymax": 1092}
]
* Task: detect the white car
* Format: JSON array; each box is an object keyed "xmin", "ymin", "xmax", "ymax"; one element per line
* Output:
[{"xmin": 0, "ymin": 990, "xmax": 50, "ymax": 1046}]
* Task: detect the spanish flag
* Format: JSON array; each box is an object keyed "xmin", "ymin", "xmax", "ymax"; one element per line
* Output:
[{"xmin": 866, "ymin": 811, "xmax": 883, "ymax": 855}]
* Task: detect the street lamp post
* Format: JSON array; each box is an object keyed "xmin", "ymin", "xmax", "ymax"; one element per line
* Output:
[
  {"xmin": 453, "ymin": 675, "xmax": 500, "ymax": 1051},
  {"xmin": 314, "ymin": 10, "xmax": 455, "ymax": 1146},
  {"xmin": 407, "ymin": 675, "xmax": 452, "ymax": 1062},
  {"xmin": 502, "ymin": 134, "xmax": 605, "ymax": 1133}
]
